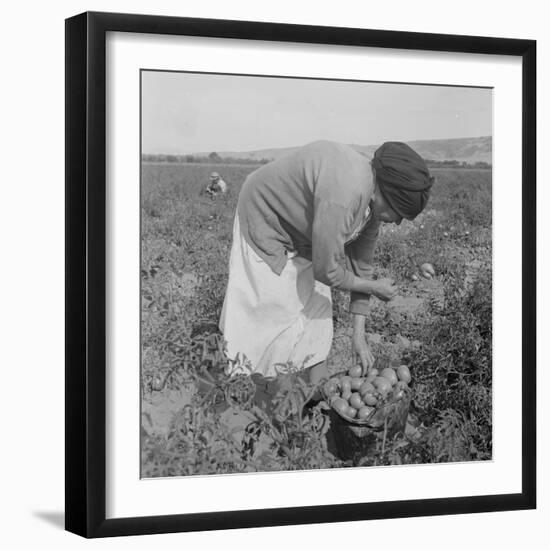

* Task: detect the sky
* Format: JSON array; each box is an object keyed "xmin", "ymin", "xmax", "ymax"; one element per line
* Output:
[{"xmin": 141, "ymin": 70, "xmax": 492, "ymax": 155}]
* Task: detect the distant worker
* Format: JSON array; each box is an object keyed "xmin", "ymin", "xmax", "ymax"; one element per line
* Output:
[{"xmin": 206, "ymin": 172, "xmax": 228, "ymax": 198}]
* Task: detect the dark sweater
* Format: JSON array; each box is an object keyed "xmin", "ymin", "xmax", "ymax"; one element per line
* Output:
[{"xmin": 237, "ymin": 140, "xmax": 380, "ymax": 315}]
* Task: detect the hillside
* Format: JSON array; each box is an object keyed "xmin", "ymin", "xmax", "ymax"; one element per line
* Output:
[{"xmin": 198, "ymin": 136, "xmax": 492, "ymax": 165}]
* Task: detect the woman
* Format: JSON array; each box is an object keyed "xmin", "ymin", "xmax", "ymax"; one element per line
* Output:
[{"xmin": 219, "ymin": 140, "xmax": 434, "ymax": 386}]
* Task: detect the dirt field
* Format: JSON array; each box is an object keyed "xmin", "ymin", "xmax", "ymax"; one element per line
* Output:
[{"xmin": 141, "ymin": 162, "xmax": 492, "ymax": 476}]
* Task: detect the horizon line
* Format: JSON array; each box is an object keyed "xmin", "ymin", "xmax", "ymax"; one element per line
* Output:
[{"xmin": 142, "ymin": 134, "xmax": 492, "ymax": 157}]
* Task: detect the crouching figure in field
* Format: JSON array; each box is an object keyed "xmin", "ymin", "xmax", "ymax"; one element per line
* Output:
[{"xmin": 205, "ymin": 171, "xmax": 228, "ymax": 198}]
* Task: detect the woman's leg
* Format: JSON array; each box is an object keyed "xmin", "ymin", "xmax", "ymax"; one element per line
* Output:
[
  {"xmin": 307, "ymin": 360, "xmax": 330, "ymax": 386},
  {"xmin": 293, "ymin": 360, "xmax": 330, "ymax": 403}
]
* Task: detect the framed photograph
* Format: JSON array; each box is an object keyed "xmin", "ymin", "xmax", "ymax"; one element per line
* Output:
[{"xmin": 65, "ymin": 11, "xmax": 536, "ymax": 538}]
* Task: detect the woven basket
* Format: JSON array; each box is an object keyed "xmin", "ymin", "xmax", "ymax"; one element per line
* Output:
[
  {"xmin": 324, "ymin": 390, "xmax": 411, "ymax": 461},
  {"xmin": 322, "ymin": 376, "xmax": 411, "ymax": 432}
]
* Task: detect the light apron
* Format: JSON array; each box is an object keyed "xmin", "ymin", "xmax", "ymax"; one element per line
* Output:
[{"xmin": 219, "ymin": 215, "xmax": 333, "ymax": 378}]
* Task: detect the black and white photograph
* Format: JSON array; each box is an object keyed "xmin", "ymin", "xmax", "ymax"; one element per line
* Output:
[
  {"xmin": 140, "ymin": 70, "xmax": 493, "ymax": 477},
  {"xmin": 0, "ymin": 0, "xmax": 543, "ymax": 544}
]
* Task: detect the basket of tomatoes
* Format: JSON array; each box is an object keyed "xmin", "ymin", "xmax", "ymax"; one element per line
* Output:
[{"xmin": 322, "ymin": 364, "xmax": 412, "ymax": 431}]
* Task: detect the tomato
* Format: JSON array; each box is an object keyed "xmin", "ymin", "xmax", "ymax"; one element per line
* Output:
[
  {"xmin": 420, "ymin": 263, "xmax": 435, "ymax": 278},
  {"xmin": 348, "ymin": 365, "xmax": 363, "ymax": 378},
  {"xmin": 341, "ymin": 390, "xmax": 352, "ymax": 402},
  {"xmin": 364, "ymin": 393, "xmax": 378, "ymax": 406},
  {"xmin": 324, "ymin": 380, "xmax": 339, "ymax": 395},
  {"xmin": 151, "ymin": 376, "xmax": 165, "ymax": 391},
  {"xmin": 359, "ymin": 381, "xmax": 375, "ymax": 396},
  {"xmin": 341, "ymin": 380, "xmax": 352, "ymax": 394},
  {"xmin": 349, "ymin": 393, "xmax": 364, "ymax": 409},
  {"xmin": 332, "ymin": 398, "xmax": 348, "ymax": 414},
  {"xmin": 358, "ymin": 406, "xmax": 374, "ymax": 420},
  {"xmin": 345, "ymin": 406, "xmax": 357, "ymax": 419},
  {"xmin": 373, "ymin": 377, "xmax": 392, "ymax": 395},
  {"xmin": 396, "ymin": 365, "xmax": 412, "ymax": 383},
  {"xmin": 350, "ymin": 378, "xmax": 364, "ymax": 391},
  {"xmin": 393, "ymin": 388, "xmax": 405, "ymax": 400},
  {"xmin": 365, "ymin": 368, "xmax": 378, "ymax": 382},
  {"xmin": 381, "ymin": 368, "xmax": 398, "ymax": 385},
  {"xmin": 340, "ymin": 376, "xmax": 352, "ymax": 386}
]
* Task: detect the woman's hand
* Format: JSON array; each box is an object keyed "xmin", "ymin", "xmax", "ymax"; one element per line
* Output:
[
  {"xmin": 352, "ymin": 331, "xmax": 375, "ymax": 374},
  {"xmin": 371, "ymin": 278, "xmax": 398, "ymax": 301},
  {"xmin": 419, "ymin": 262, "xmax": 435, "ymax": 279}
]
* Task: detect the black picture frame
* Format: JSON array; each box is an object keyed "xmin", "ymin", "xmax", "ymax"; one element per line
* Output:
[{"xmin": 65, "ymin": 11, "xmax": 536, "ymax": 538}]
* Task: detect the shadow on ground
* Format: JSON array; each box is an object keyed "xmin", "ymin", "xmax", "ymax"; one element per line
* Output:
[{"xmin": 33, "ymin": 510, "xmax": 65, "ymax": 530}]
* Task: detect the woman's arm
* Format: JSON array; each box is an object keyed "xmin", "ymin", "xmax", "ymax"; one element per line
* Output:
[
  {"xmin": 341, "ymin": 273, "xmax": 398, "ymax": 301},
  {"xmin": 352, "ymin": 314, "xmax": 375, "ymax": 373},
  {"xmin": 345, "ymin": 217, "xmax": 380, "ymax": 314}
]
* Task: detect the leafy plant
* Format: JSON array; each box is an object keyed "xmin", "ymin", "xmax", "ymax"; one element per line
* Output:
[{"xmin": 141, "ymin": 163, "xmax": 493, "ymax": 475}]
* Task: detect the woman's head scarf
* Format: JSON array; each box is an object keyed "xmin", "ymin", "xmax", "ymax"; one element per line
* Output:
[{"xmin": 372, "ymin": 142, "xmax": 434, "ymax": 220}]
